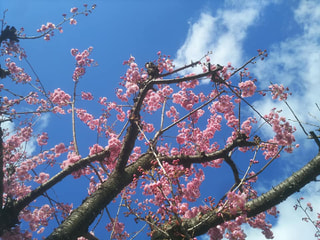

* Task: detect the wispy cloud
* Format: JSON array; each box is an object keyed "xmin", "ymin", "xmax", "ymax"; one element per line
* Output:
[
  {"xmin": 181, "ymin": 1, "xmax": 320, "ymax": 239},
  {"xmin": 25, "ymin": 113, "xmax": 51, "ymax": 156},
  {"xmin": 2, "ymin": 113, "xmax": 51, "ymax": 156},
  {"xmin": 245, "ymin": 182, "xmax": 320, "ymax": 240},
  {"xmin": 201, "ymin": 184, "xmax": 320, "ymax": 240},
  {"xmin": 253, "ymin": 0, "xmax": 320, "ymax": 140},
  {"xmin": 250, "ymin": 2, "xmax": 320, "ymax": 236},
  {"xmin": 174, "ymin": 0, "xmax": 269, "ymax": 72}
]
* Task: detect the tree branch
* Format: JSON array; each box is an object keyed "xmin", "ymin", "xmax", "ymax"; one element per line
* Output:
[
  {"xmin": 153, "ymin": 66, "xmax": 223, "ymax": 86},
  {"xmin": 71, "ymin": 81, "xmax": 79, "ymax": 155},
  {"xmin": 44, "ymin": 137, "xmax": 258, "ymax": 239},
  {"xmin": 159, "ymin": 137, "xmax": 257, "ymax": 166},
  {"xmin": 151, "ymin": 152, "xmax": 320, "ymax": 239},
  {"xmin": 0, "ymin": 149, "xmax": 110, "ymax": 234},
  {"xmin": 0, "ymin": 126, "xmax": 4, "ymax": 210}
]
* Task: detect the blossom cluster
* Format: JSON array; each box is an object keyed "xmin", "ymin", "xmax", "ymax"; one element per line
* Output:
[
  {"xmin": 116, "ymin": 54, "xmax": 174, "ymax": 103},
  {"xmin": 106, "ymin": 219, "xmax": 129, "ymax": 240},
  {"xmin": 117, "ymin": 56, "xmax": 142, "ymax": 102},
  {"xmin": 5, "ymin": 58, "xmax": 32, "ymax": 83},
  {"xmin": 264, "ymin": 108, "xmax": 296, "ymax": 152},
  {"xmin": 155, "ymin": 51, "xmax": 174, "ymax": 73},
  {"xmin": 173, "ymin": 89, "xmax": 199, "ymax": 111},
  {"xmin": 269, "ymin": 83, "xmax": 290, "ymax": 101},
  {"xmin": 207, "ymin": 190, "xmax": 275, "ymax": 240},
  {"xmin": 21, "ymin": 204, "xmax": 55, "ymax": 234},
  {"xmin": 35, "ymin": 4, "xmax": 95, "ymax": 41},
  {"xmin": 0, "ymin": 39, "xmax": 302, "ymax": 240},
  {"xmin": 37, "ymin": 132, "xmax": 48, "ymax": 146},
  {"xmin": 36, "ymin": 22, "xmax": 62, "ymax": 41},
  {"xmin": 50, "ymin": 88, "xmax": 71, "ymax": 107},
  {"xmin": 71, "ymin": 47, "xmax": 95, "ymax": 81},
  {"xmin": 238, "ymin": 80, "xmax": 257, "ymax": 97}
]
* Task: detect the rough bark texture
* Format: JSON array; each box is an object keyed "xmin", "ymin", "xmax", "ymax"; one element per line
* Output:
[
  {"xmin": 45, "ymin": 152, "xmax": 154, "ymax": 240},
  {"xmin": 151, "ymin": 152, "xmax": 320, "ymax": 240},
  {"xmin": 0, "ymin": 150, "xmax": 110, "ymax": 235}
]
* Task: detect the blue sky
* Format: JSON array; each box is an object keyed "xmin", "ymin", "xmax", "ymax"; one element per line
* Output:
[{"xmin": 2, "ymin": 0, "xmax": 320, "ymax": 239}]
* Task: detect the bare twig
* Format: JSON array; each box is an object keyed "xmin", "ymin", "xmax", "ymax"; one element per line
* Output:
[
  {"xmin": 230, "ymin": 55, "xmax": 258, "ymax": 78},
  {"xmin": 71, "ymin": 81, "xmax": 79, "ymax": 155},
  {"xmin": 18, "ymin": 6, "xmax": 96, "ymax": 40},
  {"xmin": 159, "ymin": 60, "xmax": 201, "ymax": 78},
  {"xmin": 154, "ymin": 91, "xmax": 224, "ymax": 141},
  {"xmin": 246, "ymin": 146, "xmax": 284, "ymax": 181},
  {"xmin": 159, "ymin": 97, "xmax": 167, "ymax": 131},
  {"xmin": 283, "ymin": 99, "xmax": 308, "ymax": 136},
  {"xmin": 224, "ymin": 83, "xmax": 271, "ymax": 126},
  {"xmin": 110, "ymin": 192, "xmax": 125, "ymax": 240},
  {"xmin": 24, "ymin": 57, "xmax": 53, "ymax": 106},
  {"xmin": 309, "ymin": 131, "xmax": 320, "ymax": 150},
  {"xmin": 129, "ymin": 224, "xmax": 147, "ymax": 240}
]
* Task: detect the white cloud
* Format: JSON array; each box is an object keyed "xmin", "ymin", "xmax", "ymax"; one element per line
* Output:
[
  {"xmin": 252, "ymin": 0, "xmax": 320, "ymax": 140},
  {"xmin": 245, "ymin": 182, "xmax": 320, "ymax": 240},
  {"xmin": 198, "ymin": 183, "xmax": 320, "ymax": 240},
  {"xmin": 2, "ymin": 113, "xmax": 51, "ymax": 157},
  {"xmin": 174, "ymin": 0, "xmax": 268, "ymax": 73},
  {"xmin": 25, "ymin": 113, "xmax": 51, "ymax": 155},
  {"xmin": 185, "ymin": 1, "xmax": 320, "ymax": 240},
  {"xmin": 249, "ymin": 1, "xmax": 320, "ymax": 238},
  {"xmin": 1, "ymin": 119, "xmax": 15, "ymax": 136}
]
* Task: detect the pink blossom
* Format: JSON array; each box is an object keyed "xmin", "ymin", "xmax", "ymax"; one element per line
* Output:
[
  {"xmin": 176, "ymin": 133, "xmax": 186, "ymax": 145},
  {"xmin": 106, "ymin": 219, "xmax": 129, "ymax": 240},
  {"xmin": 264, "ymin": 108, "xmax": 296, "ymax": 150},
  {"xmin": 44, "ymin": 34, "xmax": 50, "ymax": 41},
  {"xmin": 89, "ymin": 144, "xmax": 104, "ymax": 155},
  {"xmin": 182, "ymin": 169, "xmax": 204, "ymax": 202},
  {"xmin": 71, "ymin": 48, "xmax": 79, "ymax": 56},
  {"xmin": 145, "ymin": 91, "xmax": 162, "ymax": 112},
  {"xmin": 70, "ymin": 18, "xmax": 77, "ymax": 25},
  {"xmin": 37, "ymin": 132, "xmax": 48, "ymax": 146},
  {"xmin": 34, "ymin": 172, "xmax": 50, "ymax": 184},
  {"xmin": 72, "ymin": 47, "xmax": 95, "ymax": 81},
  {"xmin": 54, "ymin": 143, "xmax": 68, "ymax": 155},
  {"xmin": 238, "ymin": 80, "xmax": 256, "ymax": 97},
  {"xmin": 81, "ymin": 91, "xmax": 94, "ymax": 100},
  {"xmin": 5, "ymin": 59, "xmax": 32, "ymax": 83},
  {"xmin": 208, "ymin": 226, "xmax": 224, "ymax": 240},
  {"xmin": 70, "ymin": 7, "xmax": 78, "ymax": 13},
  {"xmin": 50, "ymin": 88, "xmax": 71, "ymax": 106},
  {"xmin": 46, "ymin": 22, "xmax": 55, "ymax": 29},
  {"xmin": 61, "ymin": 152, "xmax": 81, "ymax": 169},
  {"xmin": 269, "ymin": 83, "xmax": 289, "ymax": 101},
  {"xmin": 166, "ymin": 106, "xmax": 179, "ymax": 121}
]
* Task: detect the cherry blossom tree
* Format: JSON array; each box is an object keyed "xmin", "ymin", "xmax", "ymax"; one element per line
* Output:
[{"xmin": 1, "ymin": 4, "xmax": 320, "ymax": 240}]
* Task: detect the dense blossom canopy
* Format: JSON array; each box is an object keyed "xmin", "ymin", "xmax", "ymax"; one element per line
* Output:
[{"xmin": 0, "ymin": 4, "xmax": 320, "ymax": 240}]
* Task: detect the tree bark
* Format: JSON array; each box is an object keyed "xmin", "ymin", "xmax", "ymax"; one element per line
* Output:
[{"xmin": 151, "ymin": 152, "xmax": 320, "ymax": 239}]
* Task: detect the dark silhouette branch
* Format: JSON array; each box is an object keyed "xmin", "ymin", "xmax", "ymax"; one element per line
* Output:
[
  {"xmin": 0, "ymin": 25, "xmax": 19, "ymax": 43},
  {"xmin": 309, "ymin": 131, "xmax": 320, "ymax": 150},
  {"xmin": 154, "ymin": 66, "xmax": 224, "ymax": 85}
]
